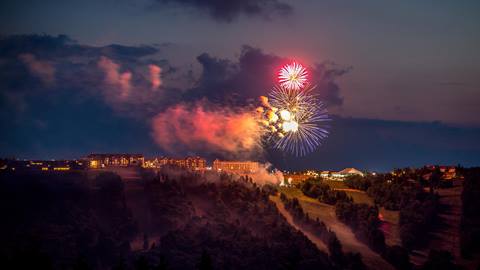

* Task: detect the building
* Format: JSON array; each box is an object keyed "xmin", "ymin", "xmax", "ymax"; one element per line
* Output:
[
  {"xmin": 329, "ymin": 168, "xmax": 364, "ymax": 180},
  {"xmin": 338, "ymin": 167, "xmax": 364, "ymax": 177},
  {"xmin": 422, "ymin": 165, "xmax": 457, "ymax": 180},
  {"xmin": 439, "ymin": 166, "xmax": 456, "ymax": 180},
  {"xmin": 87, "ymin": 154, "xmax": 144, "ymax": 169},
  {"xmin": 0, "ymin": 159, "xmax": 87, "ymax": 172},
  {"xmin": 320, "ymin": 171, "xmax": 331, "ymax": 178},
  {"xmin": 213, "ymin": 159, "xmax": 259, "ymax": 174},
  {"xmin": 143, "ymin": 156, "xmax": 206, "ymax": 170},
  {"xmin": 283, "ymin": 174, "xmax": 310, "ymax": 185}
]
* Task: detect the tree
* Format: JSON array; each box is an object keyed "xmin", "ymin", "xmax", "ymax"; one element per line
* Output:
[
  {"xmin": 327, "ymin": 232, "xmax": 343, "ymax": 264},
  {"xmin": 421, "ymin": 250, "xmax": 459, "ymax": 270},
  {"xmin": 197, "ymin": 250, "xmax": 213, "ymax": 270},
  {"xmin": 134, "ymin": 256, "xmax": 150, "ymax": 270}
]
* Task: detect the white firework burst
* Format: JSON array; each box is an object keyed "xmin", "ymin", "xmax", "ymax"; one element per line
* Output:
[{"xmin": 278, "ymin": 62, "xmax": 308, "ymax": 90}]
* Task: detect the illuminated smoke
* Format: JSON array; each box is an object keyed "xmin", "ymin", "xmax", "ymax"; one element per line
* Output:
[
  {"xmin": 98, "ymin": 56, "xmax": 132, "ymax": 98},
  {"xmin": 151, "ymin": 102, "xmax": 263, "ymax": 158},
  {"xmin": 149, "ymin": 64, "xmax": 162, "ymax": 89},
  {"xmin": 19, "ymin": 53, "xmax": 55, "ymax": 85},
  {"xmin": 248, "ymin": 163, "xmax": 284, "ymax": 185}
]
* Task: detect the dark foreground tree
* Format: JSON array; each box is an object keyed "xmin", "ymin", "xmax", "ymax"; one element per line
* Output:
[{"xmin": 197, "ymin": 250, "xmax": 213, "ymax": 270}]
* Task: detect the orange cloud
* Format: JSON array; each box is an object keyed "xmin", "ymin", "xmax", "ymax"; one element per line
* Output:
[
  {"xmin": 152, "ymin": 102, "xmax": 262, "ymax": 157},
  {"xmin": 149, "ymin": 64, "xmax": 162, "ymax": 89}
]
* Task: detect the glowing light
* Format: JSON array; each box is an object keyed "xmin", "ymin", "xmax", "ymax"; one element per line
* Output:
[
  {"xmin": 279, "ymin": 110, "xmax": 291, "ymax": 121},
  {"xmin": 282, "ymin": 120, "xmax": 298, "ymax": 132},
  {"xmin": 259, "ymin": 85, "xmax": 330, "ymax": 156},
  {"xmin": 53, "ymin": 167, "xmax": 70, "ymax": 171},
  {"xmin": 267, "ymin": 111, "xmax": 279, "ymax": 123},
  {"xmin": 278, "ymin": 62, "xmax": 307, "ymax": 90}
]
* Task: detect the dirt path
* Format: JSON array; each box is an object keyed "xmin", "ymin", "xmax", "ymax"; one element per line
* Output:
[
  {"xmin": 269, "ymin": 195, "xmax": 329, "ymax": 254},
  {"xmin": 299, "ymin": 199, "xmax": 394, "ymax": 270},
  {"xmin": 278, "ymin": 188, "xmax": 394, "ymax": 270}
]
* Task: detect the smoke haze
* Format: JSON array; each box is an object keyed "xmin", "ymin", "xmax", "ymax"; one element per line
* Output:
[{"xmin": 151, "ymin": 101, "xmax": 263, "ymax": 158}]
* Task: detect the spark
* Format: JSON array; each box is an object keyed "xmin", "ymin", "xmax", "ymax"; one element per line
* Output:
[
  {"xmin": 282, "ymin": 120, "xmax": 298, "ymax": 132},
  {"xmin": 279, "ymin": 110, "xmax": 291, "ymax": 121},
  {"xmin": 278, "ymin": 62, "xmax": 307, "ymax": 90}
]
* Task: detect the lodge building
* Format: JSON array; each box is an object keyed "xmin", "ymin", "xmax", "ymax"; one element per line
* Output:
[
  {"xmin": 87, "ymin": 154, "xmax": 144, "ymax": 168},
  {"xmin": 212, "ymin": 159, "xmax": 259, "ymax": 174},
  {"xmin": 144, "ymin": 156, "xmax": 206, "ymax": 170}
]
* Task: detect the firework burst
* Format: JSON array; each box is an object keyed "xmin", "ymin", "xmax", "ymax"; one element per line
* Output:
[
  {"xmin": 278, "ymin": 62, "xmax": 308, "ymax": 90},
  {"xmin": 258, "ymin": 86, "xmax": 330, "ymax": 156}
]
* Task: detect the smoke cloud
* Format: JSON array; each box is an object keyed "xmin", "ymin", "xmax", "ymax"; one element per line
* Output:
[
  {"xmin": 248, "ymin": 163, "xmax": 284, "ymax": 185},
  {"xmin": 98, "ymin": 56, "xmax": 132, "ymax": 98},
  {"xmin": 151, "ymin": 101, "xmax": 263, "ymax": 158},
  {"xmin": 191, "ymin": 46, "xmax": 349, "ymax": 107},
  {"xmin": 149, "ymin": 64, "xmax": 162, "ymax": 89},
  {"xmin": 18, "ymin": 53, "xmax": 55, "ymax": 85},
  {"xmin": 155, "ymin": 162, "xmax": 283, "ymax": 187}
]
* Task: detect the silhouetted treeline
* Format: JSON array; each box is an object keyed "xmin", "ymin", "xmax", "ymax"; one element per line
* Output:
[
  {"xmin": 0, "ymin": 168, "xmax": 345, "ymax": 269},
  {"xmin": 139, "ymin": 172, "xmax": 334, "ymax": 270},
  {"xmin": 279, "ymin": 194, "xmax": 366, "ymax": 270},
  {"xmin": 344, "ymin": 174, "xmax": 439, "ymax": 250},
  {"xmin": 420, "ymin": 249, "xmax": 464, "ymax": 270},
  {"xmin": 460, "ymin": 167, "xmax": 480, "ymax": 259},
  {"xmin": 0, "ymin": 170, "xmax": 136, "ymax": 269},
  {"xmin": 335, "ymin": 199, "xmax": 411, "ymax": 269},
  {"xmin": 300, "ymin": 179, "xmax": 352, "ymax": 205}
]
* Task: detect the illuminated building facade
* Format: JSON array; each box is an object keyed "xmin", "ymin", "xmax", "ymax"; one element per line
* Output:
[
  {"xmin": 212, "ymin": 159, "xmax": 259, "ymax": 174},
  {"xmin": 0, "ymin": 159, "xmax": 86, "ymax": 172},
  {"xmin": 283, "ymin": 174, "xmax": 310, "ymax": 185},
  {"xmin": 439, "ymin": 166, "xmax": 456, "ymax": 180},
  {"xmin": 330, "ymin": 167, "xmax": 364, "ymax": 180},
  {"xmin": 144, "ymin": 156, "xmax": 206, "ymax": 170},
  {"xmin": 284, "ymin": 168, "xmax": 365, "ymax": 183},
  {"xmin": 87, "ymin": 154, "xmax": 144, "ymax": 169}
]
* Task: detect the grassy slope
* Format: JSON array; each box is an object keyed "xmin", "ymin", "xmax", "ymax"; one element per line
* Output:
[
  {"xmin": 323, "ymin": 180, "xmax": 401, "ymax": 246},
  {"xmin": 268, "ymin": 195, "xmax": 329, "ymax": 253},
  {"xmin": 279, "ymin": 187, "xmax": 394, "ymax": 270}
]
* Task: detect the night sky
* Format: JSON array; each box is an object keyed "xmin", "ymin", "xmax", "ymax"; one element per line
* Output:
[{"xmin": 1, "ymin": 0, "xmax": 479, "ymax": 171}]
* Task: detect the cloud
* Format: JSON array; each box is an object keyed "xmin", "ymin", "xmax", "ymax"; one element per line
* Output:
[
  {"xmin": 154, "ymin": 0, "xmax": 292, "ymax": 22},
  {"xmin": 98, "ymin": 56, "xmax": 133, "ymax": 98},
  {"xmin": 0, "ymin": 34, "xmax": 178, "ymax": 120},
  {"xmin": 1, "ymin": 34, "xmax": 351, "ymax": 160},
  {"xmin": 151, "ymin": 101, "xmax": 262, "ymax": 158},
  {"xmin": 149, "ymin": 64, "xmax": 162, "ymax": 89},
  {"xmin": 18, "ymin": 53, "xmax": 55, "ymax": 85},
  {"xmin": 189, "ymin": 46, "xmax": 349, "ymax": 106},
  {"xmin": 311, "ymin": 62, "xmax": 352, "ymax": 106}
]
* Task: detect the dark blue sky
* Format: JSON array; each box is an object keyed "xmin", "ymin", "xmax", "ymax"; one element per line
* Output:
[{"xmin": 1, "ymin": 0, "xmax": 479, "ymax": 171}]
